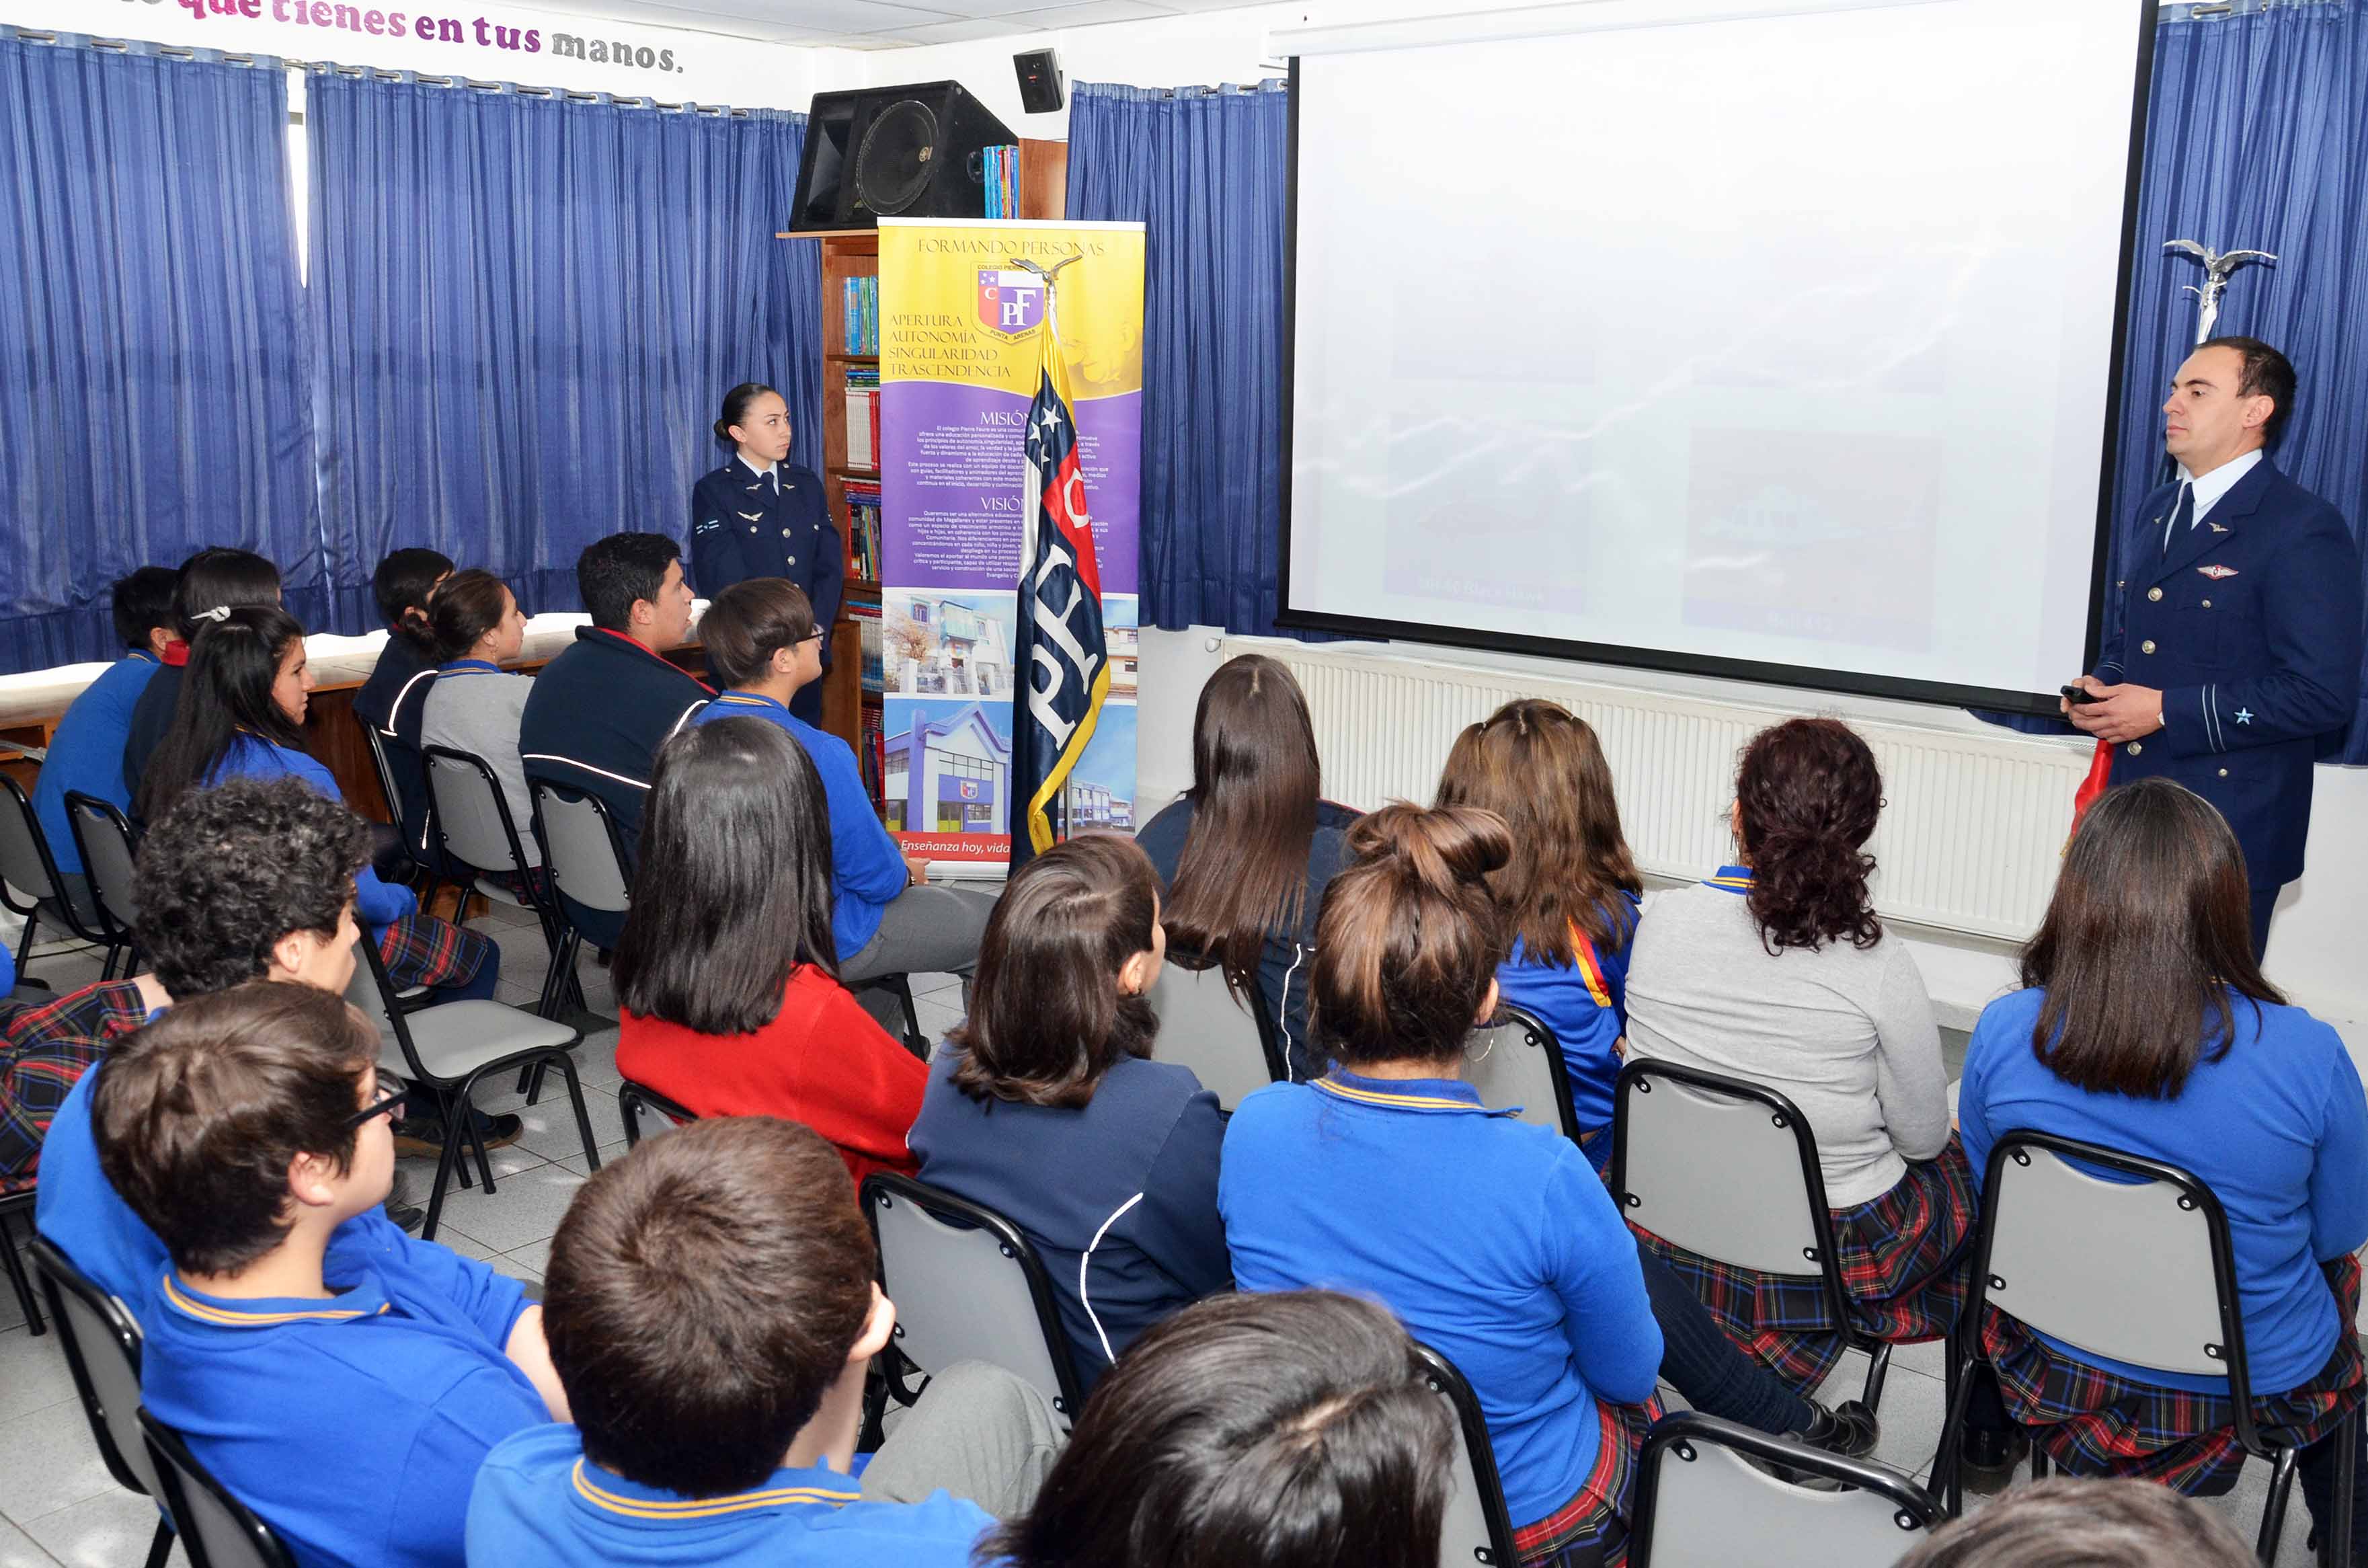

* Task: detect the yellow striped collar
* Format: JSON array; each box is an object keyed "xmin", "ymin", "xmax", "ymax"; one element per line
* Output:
[
  {"xmin": 1702, "ymin": 864, "xmax": 1754, "ymax": 894},
  {"xmin": 161, "ymin": 1273, "xmax": 389, "ymax": 1327},
  {"xmin": 572, "ymin": 1459, "xmax": 859, "ymax": 1522},
  {"xmin": 1312, "ymin": 1072, "xmax": 1518, "ymax": 1118},
  {"xmin": 712, "ymin": 691, "xmax": 789, "ymax": 713}
]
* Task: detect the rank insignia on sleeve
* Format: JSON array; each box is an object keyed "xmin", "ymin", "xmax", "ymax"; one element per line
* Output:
[{"xmin": 2198, "ymin": 565, "xmax": 2239, "ymax": 579}]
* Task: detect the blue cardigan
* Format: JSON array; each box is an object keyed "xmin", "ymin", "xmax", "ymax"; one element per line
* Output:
[
  {"xmin": 1220, "ymin": 1071, "xmax": 1661, "ymax": 1529},
  {"xmin": 1960, "ymin": 985, "xmax": 2368, "ymax": 1395},
  {"xmin": 211, "ymin": 736, "xmax": 416, "ymax": 930},
  {"xmin": 1495, "ymin": 891, "xmax": 1643, "ymax": 1144},
  {"xmin": 34, "ymin": 652, "xmax": 159, "ymax": 875}
]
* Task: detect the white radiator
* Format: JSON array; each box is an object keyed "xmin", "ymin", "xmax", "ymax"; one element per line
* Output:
[{"xmin": 1229, "ymin": 642, "xmax": 2094, "ymax": 943}]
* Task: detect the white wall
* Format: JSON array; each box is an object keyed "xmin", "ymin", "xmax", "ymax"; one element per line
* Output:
[
  {"xmin": 0, "ymin": 0, "xmax": 817, "ymax": 106},
  {"xmin": 1136, "ymin": 626, "xmax": 2368, "ymax": 1065}
]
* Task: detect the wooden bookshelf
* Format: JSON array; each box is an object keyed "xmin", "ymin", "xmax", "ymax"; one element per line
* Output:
[{"xmin": 787, "ymin": 138, "xmax": 1070, "ymax": 801}]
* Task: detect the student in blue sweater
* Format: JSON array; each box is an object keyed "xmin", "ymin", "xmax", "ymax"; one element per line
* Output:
[
  {"xmin": 133, "ymin": 606, "xmax": 497, "ymax": 1010},
  {"xmin": 469, "ymin": 1116, "xmax": 1060, "ymax": 1567},
  {"xmin": 1435, "ymin": 698, "xmax": 1643, "ymax": 1174},
  {"xmin": 1957, "ymin": 778, "xmax": 2368, "ymax": 1546},
  {"xmin": 909, "ymin": 832, "xmax": 1230, "ymax": 1393},
  {"xmin": 1220, "ymin": 803, "xmax": 1663, "ymax": 1567},
  {"xmin": 94, "ymin": 983, "xmax": 565, "ymax": 1568},
  {"xmin": 32, "ymin": 565, "xmax": 177, "ymax": 923},
  {"xmin": 690, "ymin": 577, "xmax": 992, "ymax": 986}
]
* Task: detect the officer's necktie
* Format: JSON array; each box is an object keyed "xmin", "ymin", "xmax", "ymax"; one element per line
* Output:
[
  {"xmin": 2161, "ymin": 482, "xmax": 2195, "ymax": 559},
  {"xmin": 768, "ymin": 470, "xmax": 779, "ymax": 500}
]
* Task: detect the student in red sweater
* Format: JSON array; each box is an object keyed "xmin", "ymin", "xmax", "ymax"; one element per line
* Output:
[{"xmin": 613, "ymin": 717, "xmax": 925, "ymax": 1183}]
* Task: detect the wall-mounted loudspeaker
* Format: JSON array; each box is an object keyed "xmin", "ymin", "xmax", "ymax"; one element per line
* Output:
[
  {"xmin": 787, "ymin": 81, "xmax": 1019, "ymax": 232},
  {"xmin": 1014, "ymin": 48, "xmax": 1064, "ymax": 114}
]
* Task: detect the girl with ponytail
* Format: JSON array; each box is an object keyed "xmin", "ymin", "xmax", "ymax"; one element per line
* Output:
[{"xmin": 1623, "ymin": 717, "xmax": 1973, "ymax": 1403}]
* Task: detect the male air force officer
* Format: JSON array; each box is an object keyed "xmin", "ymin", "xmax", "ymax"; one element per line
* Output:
[{"xmin": 2065, "ymin": 336, "xmax": 2363, "ymax": 962}]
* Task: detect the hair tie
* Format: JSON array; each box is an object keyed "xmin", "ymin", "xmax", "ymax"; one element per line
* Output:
[{"xmin": 193, "ymin": 606, "xmax": 231, "ymax": 624}]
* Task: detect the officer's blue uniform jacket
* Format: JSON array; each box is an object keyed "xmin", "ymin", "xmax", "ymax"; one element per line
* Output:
[
  {"xmin": 690, "ymin": 458, "xmax": 842, "ymax": 629},
  {"xmin": 2094, "ymin": 454, "xmax": 2362, "ymax": 888}
]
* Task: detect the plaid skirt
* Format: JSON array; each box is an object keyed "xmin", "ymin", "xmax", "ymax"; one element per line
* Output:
[
  {"xmin": 377, "ymin": 911, "xmax": 493, "ymax": 993},
  {"xmin": 1514, "ymin": 1397, "xmax": 1660, "ymax": 1568},
  {"xmin": 1636, "ymin": 1136, "xmax": 1979, "ymax": 1395},
  {"xmin": 1982, "ymin": 1255, "xmax": 2365, "ymax": 1495}
]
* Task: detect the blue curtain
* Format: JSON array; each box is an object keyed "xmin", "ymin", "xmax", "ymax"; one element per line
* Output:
[
  {"xmin": 0, "ymin": 32, "xmax": 316, "ymax": 672},
  {"xmin": 1068, "ymin": 80, "xmax": 1317, "ymax": 637},
  {"xmin": 307, "ymin": 77, "xmax": 819, "ymax": 625}
]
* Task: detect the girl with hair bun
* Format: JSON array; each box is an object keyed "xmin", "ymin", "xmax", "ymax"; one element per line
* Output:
[
  {"xmin": 688, "ymin": 382, "xmax": 841, "ymax": 724},
  {"xmin": 419, "ymin": 569, "xmax": 541, "ymax": 893},
  {"xmin": 1622, "ymin": 717, "xmax": 1973, "ymax": 1403},
  {"xmin": 1220, "ymin": 805, "xmax": 1704, "ymax": 1567}
]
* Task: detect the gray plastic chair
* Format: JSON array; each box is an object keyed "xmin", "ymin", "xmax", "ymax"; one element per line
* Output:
[
  {"xmin": 860, "ymin": 1173, "xmax": 1087, "ymax": 1427},
  {"xmin": 1462, "ymin": 1005, "xmax": 1581, "ymax": 1141},
  {"xmin": 345, "ymin": 935, "xmax": 596, "ymax": 1241},
  {"xmin": 1415, "ymin": 1343, "xmax": 1521, "ymax": 1568},
  {"xmin": 0, "ymin": 773, "xmax": 124, "ymax": 977},
  {"xmin": 423, "ymin": 746, "xmax": 580, "ymax": 1019},
  {"xmin": 30, "ymin": 1238, "xmax": 175, "ymax": 1568},
  {"xmin": 1936, "ymin": 1132, "xmax": 2357, "ymax": 1561},
  {"xmin": 1630, "ymin": 1411, "xmax": 1938, "ymax": 1567},
  {"xmin": 1611, "ymin": 1059, "xmax": 1899, "ymax": 1411},
  {"xmin": 1145, "ymin": 959, "xmax": 1285, "ymax": 1111},
  {"xmin": 62, "ymin": 791, "xmax": 141, "ymax": 957},
  {"xmin": 139, "ymin": 1409, "xmax": 297, "ymax": 1568}
]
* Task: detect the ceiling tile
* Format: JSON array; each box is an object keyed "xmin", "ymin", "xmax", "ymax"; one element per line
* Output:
[
  {"xmin": 879, "ymin": 17, "xmax": 1052, "ymax": 42},
  {"xmin": 989, "ymin": 0, "xmax": 1182, "ymax": 26}
]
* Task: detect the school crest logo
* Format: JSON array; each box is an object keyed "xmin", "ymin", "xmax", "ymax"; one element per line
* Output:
[
  {"xmin": 2198, "ymin": 564, "xmax": 2240, "ymax": 580},
  {"xmin": 977, "ymin": 269, "xmax": 1046, "ymax": 338}
]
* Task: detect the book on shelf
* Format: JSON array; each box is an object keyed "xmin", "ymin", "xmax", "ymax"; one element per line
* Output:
[
  {"xmin": 840, "ymin": 276, "xmax": 880, "ymax": 355},
  {"xmin": 842, "ymin": 383, "xmax": 880, "ymax": 472},
  {"xmin": 846, "ymin": 599, "xmax": 885, "ymax": 694},
  {"xmin": 841, "ymin": 477, "xmax": 883, "ymax": 582},
  {"xmin": 859, "ymin": 703, "xmax": 886, "ymax": 801}
]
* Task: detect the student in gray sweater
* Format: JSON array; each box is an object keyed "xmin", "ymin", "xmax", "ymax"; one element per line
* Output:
[
  {"xmin": 1622, "ymin": 717, "xmax": 1975, "ymax": 1396},
  {"xmin": 419, "ymin": 570, "xmax": 542, "ymax": 886}
]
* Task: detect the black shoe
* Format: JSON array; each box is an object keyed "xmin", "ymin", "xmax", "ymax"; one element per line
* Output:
[
  {"xmin": 392, "ymin": 1112, "xmax": 524, "ymax": 1158},
  {"xmin": 1797, "ymin": 1399, "xmax": 1881, "ymax": 1461},
  {"xmin": 383, "ymin": 1170, "xmax": 426, "ymax": 1233},
  {"xmin": 1958, "ymin": 1427, "xmax": 2030, "ymax": 1495}
]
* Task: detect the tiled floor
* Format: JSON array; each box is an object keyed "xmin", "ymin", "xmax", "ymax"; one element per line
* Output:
[{"xmin": 0, "ymin": 929, "xmax": 2330, "ymax": 1562}]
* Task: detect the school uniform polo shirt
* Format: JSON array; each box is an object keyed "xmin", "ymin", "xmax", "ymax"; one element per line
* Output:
[
  {"xmin": 141, "ymin": 1226, "xmax": 545, "ymax": 1568},
  {"xmin": 35, "ymin": 1024, "xmax": 174, "ymax": 1326},
  {"xmin": 467, "ymin": 1425, "xmax": 992, "ymax": 1567},
  {"xmin": 1220, "ymin": 1071, "xmax": 1661, "ymax": 1531},
  {"xmin": 693, "ymin": 691, "xmax": 906, "ymax": 958}
]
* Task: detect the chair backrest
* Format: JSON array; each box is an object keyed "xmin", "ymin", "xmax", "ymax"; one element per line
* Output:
[
  {"xmin": 1974, "ymin": 1131, "xmax": 2244, "ymax": 1385},
  {"xmin": 1415, "ymin": 1343, "xmax": 1520, "ymax": 1568},
  {"xmin": 1612, "ymin": 1058, "xmax": 1836, "ymax": 1281},
  {"xmin": 529, "ymin": 781, "xmax": 633, "ymax": 916},
  {"xmin": 1462, "ymin": 1005, "xmax": 1581, "ymax": 1140},
  {"xmin": 28, "ymin": 1237, "xmax": 167, "ymax": 1505},
  {"xmin": 0, "ymin": 771, "xmax": 61, "ymax": 910},
  {"xmin": 861, "ymin": 1173, "xmax": 1087, "ymax": 1424},
  {"xmin": 617, "ymin": 1079, "xmax": 698, "ymax": 1148},
  {"xmin": 1146, "ymin": 959, "xmax": 1284, "ymax": 1111},
  {"xmin": 422, "ymin": 746, "xmax": 527, "ymax": 877},
  {"xmin": 63, "ymin": 792, "xmax": 141, "ymax": 938},
  {"xmin": 139, "ymin": 1409, "xmax": 298, "ymax": 1568},
  {"xmin": 342, "ymin": 933, "xmax": 422, "ymax": 1087},
  {"xmin": 354, "ymin": 719, "xmax": 426, "ymax": 859},
  {"xmin": 1629, "ymin": 1411, "xmax": 1938, "ymax": 1568}
]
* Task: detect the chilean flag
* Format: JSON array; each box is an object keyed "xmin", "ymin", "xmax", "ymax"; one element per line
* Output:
[{"xmin": 1011, "ymin": 270, "xmax": 1111, "ymax": 862}]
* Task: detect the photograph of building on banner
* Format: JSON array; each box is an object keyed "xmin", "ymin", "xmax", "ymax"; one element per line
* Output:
[{"xmin": 875, "ymin": 217, "xmax": 1146, "ymax": 871}]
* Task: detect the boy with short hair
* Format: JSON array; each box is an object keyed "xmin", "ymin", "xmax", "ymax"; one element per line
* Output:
[
  {"xmin": 95, "ymin": 982, "xmax": 557, "ymax": 1568},
  {"xmin": 469, "ymin": 1116, "xmax": 1063, "ymax": 1565}
]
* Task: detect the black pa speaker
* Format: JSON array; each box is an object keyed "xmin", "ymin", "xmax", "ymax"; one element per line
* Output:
[
  {"xmin": 1014, "ymin": 48, "xmax": 1064, "ymax": 114},
  {"xmin": 788, "ymin": 81, "xmax": 1019, "ymax": 233}
]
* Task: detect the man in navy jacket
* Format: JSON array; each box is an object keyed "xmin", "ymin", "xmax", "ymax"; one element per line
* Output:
[{"xmin": 2065, "ymin": 337, "xmax": 2362, "ymax": 960}]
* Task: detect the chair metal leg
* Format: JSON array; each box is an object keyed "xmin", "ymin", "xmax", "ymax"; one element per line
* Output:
[
  {"xmin": 2319, "ymin": 1407, "xmax": 2358, "ymax": 1568},
  {"xmin": 11, "ymin": 910, "xmax": 34, "ymax": 974},
  {"xmin": 420, "ymin": 1113, "xmax": 462, "ymax": 1241},
  {"xmin": 550, "ymin": 1053, "xmax": 601, "ymax": 1173},
  {"xmin": 2258, "ymin": 1445, "xmax": 2300, "ymax": 1565},
  {"xmin": 2029, "ymin": 1446, "xmax": 2050, "ymax": 1480},
  {"xmin": 141, "ymin": 1517, "xmax": 173, "ymax": 1568},
  {"xmin": 884, "ymin": 974, "xmax": 924, "ymax": 1054},
  {"xmin": 452, "ymin": 1076, "xmax": 498, "ymax": 1195},
  {"xmin": 0, "ymin": 1210, "xmax": 44, "ymax": 1337},
  {"xmin": 1935, "ymin": 1331, "xmax": 1979, "ymax": 1518},
  {"xmin": 1860, "ymin": 1340, "xmax": 1893, "ymax": 1413},
  {"xmin": 619, "ymin": 1087, "xmax": 643, "ymax": 1149}
]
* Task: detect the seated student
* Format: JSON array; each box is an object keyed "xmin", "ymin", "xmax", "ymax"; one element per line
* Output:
[
  {"xmin": 1623, "ymin": 717, "xmax": 1971, "ymax": 1397},
  {"xmin": 351, "ymin": 547, "xmax": 455, "ymax": 870},
  {"xmin": 1220, "ymin": 804, "xmax": 1664, "ymax": 1568},
  {"xmin": 518, "ymin": 532, "xmax": 710, "ymax": 949},
  {"xmin": 32, "ymin": 565, "xmax": 177, "ymax": 924},
  {"xmin": 1895, "ymin": 1477, "xmax": 2256, "ymax": 1568},
  {"xmin": 1434, "ymin": 698, "xmax": 1644, "ymax": 1175},
  {"xmin": 986, "ymin": 1290, "xmax": 1454, "ymax": 1568},
  {"xmin": 418, "ymin": 567, "xmax": 541, "ymax": 895},
  {"xmin": 909, "ymin": 832, "xmax": 1229, "ymax": 1393},
  {"xmin": 1136, "ymin": 655, "xmax": 1358, "ymax": 1080},
  {"xmin": 693, "ymin": 578, "xmax": 993, "ymax": 988},
  {"xmin": 134, "ymin": 607, "xmax": 500, "ymax": 1011},
  {"xmin": 469, "ymin": 1116, "xmax": 1067, "ymax": 1567},
  {"xmin": 613, "ymin": 719, "xmax": 925, "ymax": 1183},
  {"xmin": 1956, "ymin": 778, "xmax": 2368, "ymax": 1546},
  {"xmin": 122, "ymin": 545, "xmax": 282, "ymax": 797},
  {"xmin": 28, "ymin": 778, "xmax": 442, "ymax": 1311},
  {"xmin": 97, "ymin": 983, "xmax": 563, "ymax": 1568}
]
